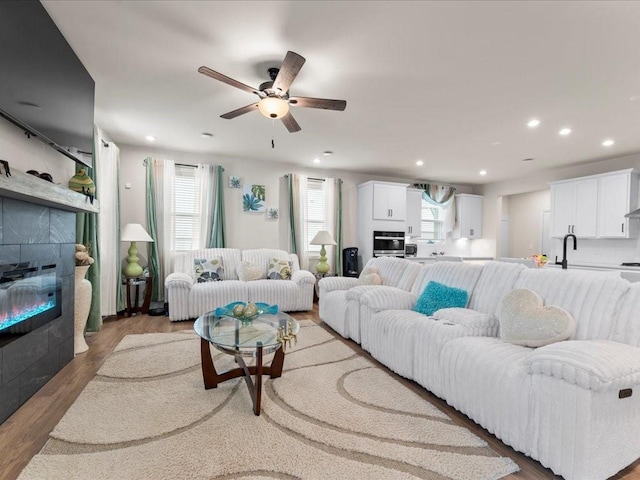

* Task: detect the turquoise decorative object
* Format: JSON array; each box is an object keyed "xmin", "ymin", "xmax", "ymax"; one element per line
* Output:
[
  {"xmin": 215, "ymin": 302, "xmax": 279, "ymax": 323},
  {"xmin": 413, "ymin": 281, "xmax": 468, "ymax": 316}
]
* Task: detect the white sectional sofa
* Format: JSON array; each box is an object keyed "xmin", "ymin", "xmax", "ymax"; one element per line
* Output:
[
  {"xmin": 165, "ymin": 248, "xmax": 315, "ymax": 321},
  {"xmin": 318, "ymin": 260, "xmax": 640, "ymax": 480}
]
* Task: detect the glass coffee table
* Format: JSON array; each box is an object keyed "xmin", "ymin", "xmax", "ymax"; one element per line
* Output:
[{"xmin": 193, "ymin": 311, "xmax": 299, "ymax": 416}]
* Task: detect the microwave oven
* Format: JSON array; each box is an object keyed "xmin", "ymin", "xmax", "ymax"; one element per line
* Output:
[
  {"xmin": 373, "ymin": 231, "xmax": 405, "ymax": 257},
  {"xmin": 405, "ymin": 244, "xmax": 418, "ymax": 257}
]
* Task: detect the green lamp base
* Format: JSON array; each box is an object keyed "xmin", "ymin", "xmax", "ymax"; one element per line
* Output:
[
  {"xmin": 315, "ymin": 244, "xmax": 330, "ymax": 274},
  {"xmin": 123, "ymin": 241, "xmax": 144, "ymax": 277}
]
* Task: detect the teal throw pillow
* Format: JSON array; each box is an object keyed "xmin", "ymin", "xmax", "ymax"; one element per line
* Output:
[{"xmin": 413, "ymin": 281, "xmax": 468, "ymax": 316}]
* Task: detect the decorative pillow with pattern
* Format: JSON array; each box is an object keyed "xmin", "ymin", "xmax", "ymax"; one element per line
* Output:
[
  {"xmin": 194, "ymin": 257, "xmax": 224, "ymax": 282},
  {"xmin": 267, "ymin": 257, "xmax": 292, "ymax": 280},
  {"xmin": 236, "ymin": 261, "xmax": 264, "ymax": 282},
  {"xmin": 357, "ymin": 267, "xmax": 382, "ymax": 286},
  {"xmin": 413, "ymin": 281, "xmax": 469, "ymax": 316}
]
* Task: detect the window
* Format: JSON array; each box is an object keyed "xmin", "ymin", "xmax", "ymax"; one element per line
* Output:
[
  {"xmin": 306, "ymin": 178, "xmax": 325, "ymax": 253},
  {"xmin": 173, "ymin": 164, "xmax": 202, "ymax": 251},
  {"xmin": 421, "ymin": 200, "xmax": 445, "ymax": 241}
]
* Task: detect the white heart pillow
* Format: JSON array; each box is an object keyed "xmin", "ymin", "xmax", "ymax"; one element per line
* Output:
[
  {"xmin": 499, "ymin": 289, "xmax": 576, "ymax": 347},
  {"xmin": 236, "ymin": 261, "xmax": 263, "ymax": 282},
  {"xmin": 357, "ymin": 267, "xmax": 382, "ymax": 286}
]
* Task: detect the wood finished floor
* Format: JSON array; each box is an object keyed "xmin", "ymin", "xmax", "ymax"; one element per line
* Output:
[{"xmin": 1, "ymin": 305, "xmax": 639, "ymax": 480}]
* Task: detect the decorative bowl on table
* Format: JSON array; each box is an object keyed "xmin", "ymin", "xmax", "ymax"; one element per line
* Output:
[{"xmin": 215, "ymin": 302, "xmax": 279, "ymax": 323}]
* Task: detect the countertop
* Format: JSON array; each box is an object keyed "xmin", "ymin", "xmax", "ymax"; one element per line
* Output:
[
  {"xmin": 406, "ymin": 256, "xmax": 494, "ymax": 261},
  {"xmin": 546, "ymin": 262, "xmax": 640, "ymax": 272}
]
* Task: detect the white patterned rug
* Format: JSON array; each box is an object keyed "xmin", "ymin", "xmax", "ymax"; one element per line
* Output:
[{"xmin": 19, "ymin": 321, "xmax": 518, "ymax": 480}]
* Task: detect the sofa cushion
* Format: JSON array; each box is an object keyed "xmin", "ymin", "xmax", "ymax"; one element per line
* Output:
[
  {"xmin": 194, "ymin": 257, "xmax": 224, "ymax": 282},
  {"xmin": 514, "ymin": 269, "xmax": 628, "ymax": 341},
  {"xmin": 499, "ymin": 289, "xmax": 576, "ymax": 347},
  {"xmin": 236, "ymin": 261, "xmax": 263, "ymax": 282},
  {"xmin": 413, "ymin": 281, "xmax": 469, "ymax": 316},
  {"xmin": 357, "ymin": 267, "xmax": 382, "ymax": 286},
  {"xmin": 242, "ymin": 249, "xmax": 293, "ymax": 277},
  {"xmin": 267, "ymin": 257, "xmax": 292, "ymax": 280}
]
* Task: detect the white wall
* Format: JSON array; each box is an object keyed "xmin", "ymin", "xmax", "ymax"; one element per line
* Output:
[
  {"xmin": 118, "ymin": 143, "xmax": 475, "ymax": 265},
  {"xmin": 479, "ymin": 152, "xmax": 640, "ymax": 265},
  {"xmin": 0, "ymin": 118, "xmax": 76, "ymax": 182},
  {"xmin": 506, "ymin": 190, "xmax": 550, "ymax": 258}
]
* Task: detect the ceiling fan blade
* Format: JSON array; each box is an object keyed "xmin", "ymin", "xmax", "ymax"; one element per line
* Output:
[
  {"xmin": 289, "ymin": 96, "xmax": 347, "ymax": 111},
  {"xmin": 198, "ymin": 66, "xmax": 260, "ymax": 96},
  {"xmin": 220, "ymin": 103, "xmax": 258, "ymax": 119},
  {"xmin": 272, "ymin": 51, "xmax": 306, "ymax": 93},
  {"xmin": 281, "ymin": 112, "xmax": 301, "ymax": 133}
]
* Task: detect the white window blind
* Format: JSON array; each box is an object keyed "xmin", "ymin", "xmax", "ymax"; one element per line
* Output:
[
  {"xmin": 421, "ymin": 200, "xmax": 445, "ymax": 240},
  {"xmin": 173, "ymin": 165, "xmax": 202, "ymax": 251},
  {"xmin": 307, "ymin": 178, "xmax": 325, "ymax": 253}
]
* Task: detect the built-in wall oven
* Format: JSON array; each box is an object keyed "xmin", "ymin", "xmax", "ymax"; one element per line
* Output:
[{"xmin": 373, "ymin": 231, "xmax": 405, "ymax": 258}]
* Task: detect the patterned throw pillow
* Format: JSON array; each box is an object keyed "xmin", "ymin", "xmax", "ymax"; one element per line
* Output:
[
  {"xmin": 194, "ymin": 257, "xmax": 224, "ymax": 283},
  {"xmin": 413, "ymin": 281, "xmax": 468, "ymax": 316},
  {"xmin": 236, "ymin": 261, "xmax": 263, "ymax": 282},
  {"xmin": 267, "ymin": 257, "xmax": 292, "ymax": 280}
]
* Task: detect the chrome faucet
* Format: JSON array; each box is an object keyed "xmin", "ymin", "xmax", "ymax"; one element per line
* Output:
[{"xmin": 562, "ymin": 234, "xmax": 577, "ymax": 270}]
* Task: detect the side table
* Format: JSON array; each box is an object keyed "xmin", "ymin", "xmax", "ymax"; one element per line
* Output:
[
  {"xmin": 313, "ymin": 273, "xmax": 336, "ymax": 302},
  {"xmin": 122, "ymin": 276, "xmax": 152, "ymax": 317}
]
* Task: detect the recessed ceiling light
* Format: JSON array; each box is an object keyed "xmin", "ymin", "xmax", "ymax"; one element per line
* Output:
[
  {"xmin": 322, "ymin": 151, "xmax": 333, "ymax": 156},
  {"xmin": 630, "ymin": 95, "xmax": 640, "ymax": 101},
  {"xmin": 201, "ymin": 132, "xmax": 213, "ymax": 138},
  {"xmin": 491, "ymin": 141, "xmax": 502, "ymax": 146},
  {"xmin": 416, "ymin": 160, "xmax": 424, "ymax": 166},
  {"xmin": 559, "ymin": 128, "xmax": 572, "ymax": 136},
  {"xmin": 313, "ymin": 158, "xmax": 320, "ymax": 164},
  {"xmin": 522, "ymin": 158, "xmax": 534, "ymax": 162},
  {"xmin": 527, "ymin": 119, "xmax": 540, "ymax": 128},
  {"xmin": 479, "ymin": 170, "xmax": 487, "ymax": 176},
  {"xmin": 145, "ymin": 135, "xmax": 156, "ymax": 142},
  {"xmin": 602, "ymin": 139, "xmax": 615, "ymax": 147}
]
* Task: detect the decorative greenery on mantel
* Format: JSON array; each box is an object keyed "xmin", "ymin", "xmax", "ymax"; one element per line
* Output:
[{"xmin": 0, "ymin": 169, "xmax": 99, "ymax": 213}]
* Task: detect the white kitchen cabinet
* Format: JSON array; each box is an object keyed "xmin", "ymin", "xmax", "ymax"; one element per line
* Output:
[
  {"xmin": 357, "ymin": 181, "xmax": 409, "ymax": 266},
  {"xmin": 372, "ymin": 182, "xmax": 407, "ymax": 221},
  {"xmin": 406, "ymin": 188, "xmax": 423, "ymax": 237},
  {"xmin": 451, "ymin": 194, "xmax": 483, "ymax": 239},
  {"xmin": 550, "ymin": 169, "xmax": 638, "ymax": 239},
  {"xmin": 550, "ymin": 178, "xmax": 598, "ymax": 238},
  {"xmin": 597, "ymin": 170, "xmax": 639, "ymax": 238}
]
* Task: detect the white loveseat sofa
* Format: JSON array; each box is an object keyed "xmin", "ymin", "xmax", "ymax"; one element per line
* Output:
[
  {"xmin": 319, "ymin": 260, "xmax": 640, "ymax": 480},
  {"xmin": 165, "ymin": 248, "xmax": 315, "ymax": 321}
]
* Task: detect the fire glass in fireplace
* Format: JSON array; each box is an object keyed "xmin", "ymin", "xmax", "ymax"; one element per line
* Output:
[{"xmin": 0, "ymin": 262, "xmax": 61, "ymax": 336}]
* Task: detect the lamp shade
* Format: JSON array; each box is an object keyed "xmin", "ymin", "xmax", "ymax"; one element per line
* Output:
[
  {"xmin": 121, "ymin": 223, "xmax": 154, "ymax": 242},
  {"xmin": 258, "ymin": 96, "xmax": 290, "ymax": 119},
  {"xmin": 310, "ymin": 230, "xmax": 337, "ymax": 246}
]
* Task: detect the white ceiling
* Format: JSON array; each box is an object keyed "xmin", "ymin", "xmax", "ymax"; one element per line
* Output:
[{"xmin": 42, "ymin": 0, "xmax": 640, "ymax": 185}]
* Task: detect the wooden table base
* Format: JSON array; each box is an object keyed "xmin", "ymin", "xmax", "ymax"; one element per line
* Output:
[{"xmin": 200, "ymin": 338, "xmax": 285, "ymax": 415}]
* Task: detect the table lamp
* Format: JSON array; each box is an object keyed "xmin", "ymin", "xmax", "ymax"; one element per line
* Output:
[
  {"xmin": 121, "ymin": 223, "xmax": 154, "ymax": 277},
  {"xmin": 310, "ymin": 230, "xmax": 337, "ymax": 274}
]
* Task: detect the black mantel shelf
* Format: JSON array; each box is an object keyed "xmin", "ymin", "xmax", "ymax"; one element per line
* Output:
[{"xmin": 0, "ymin": 169, "xmax": 99, "ymax": 213}]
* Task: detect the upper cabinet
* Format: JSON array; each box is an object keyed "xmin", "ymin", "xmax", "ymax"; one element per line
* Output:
[
  {"xmin": 451, "ymin": 194, "xmax": 483, "ymax": 239},
  {"xmin": 371, "ymin": 182, "xmax": 407, "ymax": 221},
  {"xmin": 550, "ymin": 169, "xmax": 639, "ymax": 239},
  {"xmin": 406, "ymin": 188, "xmax": 423, "ymax": 237},
  {"xmin": 597, "ymin": 171, "xmax": 639, "ymax": 238},
  {"xmin": 550, "ymin": 178, "xmax": 598, "ymax": 238}
]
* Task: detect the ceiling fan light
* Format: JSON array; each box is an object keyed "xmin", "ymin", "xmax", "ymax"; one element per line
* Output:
[{"xmin": 258, "ymin": 96, "xmax": 289, "ymax": 119}]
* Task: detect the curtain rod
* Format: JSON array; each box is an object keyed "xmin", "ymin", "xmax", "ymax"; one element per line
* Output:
[
  {"xmin": 142, "ymin": 158, "xmax": 224, "ymax": 171},
  {"xmin": 284, "ymin": 174, "xmax": 325, "ymax": 181}
]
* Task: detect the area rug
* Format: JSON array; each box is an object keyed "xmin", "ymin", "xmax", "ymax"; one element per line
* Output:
[{"xmin": 19, "ymin": 321, "xmax": 519, "ymax": 480}]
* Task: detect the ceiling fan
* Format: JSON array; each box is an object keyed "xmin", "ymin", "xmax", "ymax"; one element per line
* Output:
[{"xmin": 198, "ymin": 51, "xmax": 347, "ymax": 133}]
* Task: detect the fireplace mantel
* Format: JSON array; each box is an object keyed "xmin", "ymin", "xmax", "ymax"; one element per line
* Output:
[{"xmin": 0, "ymin": 169, "xmax": 99, "ymax": 213}]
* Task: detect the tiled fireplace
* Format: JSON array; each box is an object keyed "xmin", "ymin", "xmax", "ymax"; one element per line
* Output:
[{"xmin": 0, "ymin": 170, "xmax": 98, "ymax": 423}]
